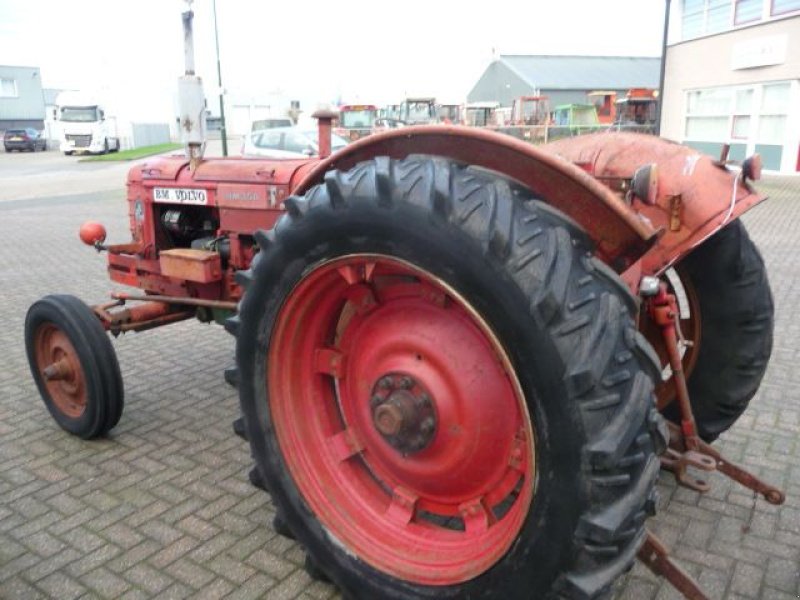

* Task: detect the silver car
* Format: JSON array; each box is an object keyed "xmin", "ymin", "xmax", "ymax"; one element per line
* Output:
[{"xmin": 241, "ymin": 127, "xmax": 348, "ymax": 158}]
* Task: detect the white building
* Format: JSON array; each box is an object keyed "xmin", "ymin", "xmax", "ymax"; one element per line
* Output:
[{"xmin": 661, "ymin": 1, "xmax": 800, "ymax": 173}]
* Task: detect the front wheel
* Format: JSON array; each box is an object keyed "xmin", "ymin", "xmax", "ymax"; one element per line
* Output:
[
  {"xmin": 231, "ymin": 156, "xmax": 666, "ymax": 598},
  {"xmin": 25, "ymin": 295, "xmax": 124, "ymax": 438}
]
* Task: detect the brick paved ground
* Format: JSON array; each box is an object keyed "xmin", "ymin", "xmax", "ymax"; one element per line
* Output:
[{"xmin": 1, "ymin": 176, "xmax": 799, "ymax": 599}]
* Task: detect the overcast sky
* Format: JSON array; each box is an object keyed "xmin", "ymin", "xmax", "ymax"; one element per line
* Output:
[{"xmin": 0, "ymin": 0, "xmax": 668, "ymax": 118}]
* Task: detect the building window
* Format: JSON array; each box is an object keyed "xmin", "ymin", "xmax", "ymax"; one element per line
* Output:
[
  {"xmin": 735, "ymin": 0, "xmax": 762, "ymax": 23},
  {"xmin": 772, "ymin": 0, "xmax": 800, "ymax": 16},
  {"xmin": 758, "ymin": 83, "xmax": 790, "ymax": 143},
  {"xmin": 707, "ymin": 0, "xmax": 733, "ymax": 32},
  {"xmin": 686, "ymin": 88, "xmax": 732, "ymax": 139},
  {"xmin": 0, "ymin": 78, "xmax": 18, "ymax": 98},
  {"xmin": 682, "ymin": 0, "xmax": 799, "ymax": 39},
  {"xmin": 684, "ymin": 81, "xmax": 794, "ymax": 170},
  {"xmin": 731, "ymin": 88, "xmax": 753, "ymax": 138},
  {"xmin": 683, "ymin": 0, "xmax": 707, "ymax": 38},
  {"xmin": 682, "ymin": 0, "xmax": 733, "ymax": 39}
]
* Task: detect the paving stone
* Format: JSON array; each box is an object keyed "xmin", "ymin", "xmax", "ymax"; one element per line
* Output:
[
  {"xmin": 729, "ymin": 562, "xmax": 764, "ymax": 598},
  {"xmin": 148, "ymin": 536, "xmax": 201, "ymax": 569},
  {"xmin": 35, "ymin": 571, "xmax": 87, "ymax": 600},
  {"xmin": 764, "ymin": 557, "xmax": 800, "ymax": 594},
  {"xmin": 225, "ymin": 573, "xmax": 278, "ymax": 600},
  {"xmin": 164, "ymin": 557, "xmax": 216, "ymax": 589},
  {"xmin": 245, "ymin": 548, "xmax": 297, "ymax": 580},
  {"xmin": 21, "ymin": 547, "xmax": 82, "ymax": 583},
  {"xmin": 121, "ymin": 562, "xmax": 173, "ymax": 594},
  {"xmin": 192, "ymin": 578, "xmax": 235, "ymax": 600},
  {"xmin": 80, "ymin": 566, "xmax": 131, "ymax": 597},
  {"xmin": 1, "ymin": 575, "xmax": 47, "ymax": 599},
  {"xmin": 204, "ymin": 553, "xmax": 257, "ymax": 584}
]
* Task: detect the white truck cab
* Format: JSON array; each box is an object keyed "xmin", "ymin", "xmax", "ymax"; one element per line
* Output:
[{"xmin": 55, "ymin": 92, "xmax": 121, "ymax": 155}]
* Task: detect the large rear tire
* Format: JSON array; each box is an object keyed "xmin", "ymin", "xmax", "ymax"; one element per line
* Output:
[
  {"xmin": 25, "ymin": 295, "xmax": 124, "ymax": 439},
  {"xmin": 231, "ymin": 156, "xmax": 666, "ymax": 598},
  {"xmin": 660, "ymin": 221, "xmax": 773, "ymax": 442}
]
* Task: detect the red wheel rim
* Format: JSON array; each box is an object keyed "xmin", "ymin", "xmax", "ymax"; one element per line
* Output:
[
  {"xmin": 34, "ymin": 323, "xmax": 87, "ymax": 419},
  {"xmin": 268, "ymin": 255, "xmax": 535, "ymax": 585}
]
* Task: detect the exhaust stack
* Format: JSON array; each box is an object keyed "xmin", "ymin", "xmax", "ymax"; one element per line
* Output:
[{"xmin": 179, "ymin": 2, "xmax": 207, "ymax": 171}]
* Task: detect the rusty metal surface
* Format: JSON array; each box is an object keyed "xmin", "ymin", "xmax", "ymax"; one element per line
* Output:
[
  {"xmin": 293, "ymin": 125, "xmax": 657, "ymax": 270},
  {"xmin": 91, "ymin": 298, "xmax": 195, "ymax": 335},
  {"xmin": 647, "ymin": 287, "xmax": 786, "ymax": 510},
  {"xmin": 638, "ymin": 532, "xmax": 709, "ymax": 600},
  {"xmin": 665, "ymin": 422, "xmax": 786, "ymax": 506},
  {"xmin": 639, "ymin": 265, "xmax": 702, "ymax": 411},
  {"xmin": 648, "ymin": 285, "xmax": 700, "ymax": 446},
  {"xmin": 109, "ymin": 292, "xmax": 238, "ymax": 310},
  {"xmin": 312, "ymin": 110, "xmax": 338, "ymax": 159},
  {"xmin": 32, "ymin": 324, "xmax": 87, "ymax": 419},
  {"xmin": 159, "ymin": 248, "xmax": 222, "ymax": 284},
  {"xmin": 544, "ymin": 132, "xmax": 767, "ymax": 276}
]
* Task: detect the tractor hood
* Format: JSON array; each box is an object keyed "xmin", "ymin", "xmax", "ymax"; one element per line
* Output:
[{"xmin": 128, "ymin": 155, "xmax": 316, "ymax": 187}]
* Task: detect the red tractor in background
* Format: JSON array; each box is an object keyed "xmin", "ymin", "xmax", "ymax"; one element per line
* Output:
[
  {"xmin": 509, "ymin": 95, "xmax": 550, "ymax": 126},
  {"xmin": 335, "ymin": 104, "xmax": 379, "ymax": 141},
  {"xmin": 23, "ymin": 7, "xmax": 781, "ymax": 600}
]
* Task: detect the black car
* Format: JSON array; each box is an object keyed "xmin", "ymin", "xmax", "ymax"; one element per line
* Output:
[{"xmin": 4, "ymin": 128, "xmax": 47, "ymax": 152}]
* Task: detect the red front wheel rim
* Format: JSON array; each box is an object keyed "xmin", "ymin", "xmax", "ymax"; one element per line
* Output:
[
  {"xmin": 34, "ymin": 323, "xmax": 87, "ymax": 419},
  {"xmin": 268, "ymin": 255, "xmax": 536, "ymax": 585}
]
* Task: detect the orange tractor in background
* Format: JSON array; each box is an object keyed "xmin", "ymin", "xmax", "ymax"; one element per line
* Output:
[{"xmin": 23, "ymin": 6, "xmax": 781, "ymax": 600}]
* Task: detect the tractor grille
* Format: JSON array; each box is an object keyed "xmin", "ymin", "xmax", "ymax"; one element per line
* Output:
[{"xmin": 66, "ymin": 134, "xmax": 92, "ymax": 148}]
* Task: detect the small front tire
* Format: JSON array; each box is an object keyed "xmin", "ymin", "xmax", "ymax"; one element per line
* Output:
[{"xmin": 25, "ymin": 294, "xmax": 124, "ymax": 439}]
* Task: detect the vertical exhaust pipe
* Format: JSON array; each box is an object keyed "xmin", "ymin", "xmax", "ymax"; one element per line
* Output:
[
  {"xmin": 179, "ymin": 2, "xmax": 207, "ymax": 170},
  {"xmin": 313, "ymin": 109, "xmax": 339, "ymax": 159}
]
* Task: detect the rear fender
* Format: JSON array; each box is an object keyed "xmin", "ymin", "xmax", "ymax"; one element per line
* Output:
[
  {"xmin": 544, "ymin": 133, "xmax": 767, "ymax": 277},
  {"xmin": 292, "ymin": 126, "xmax": 657, "ymax": 271}
]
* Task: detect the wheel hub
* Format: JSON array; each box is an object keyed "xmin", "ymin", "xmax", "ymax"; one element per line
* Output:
[
  {"xmin": 370, "ymin": 373, "xmax": 436, "ymax": 454},
  {"xmin": 34, "ymin": 324, "xmax": 86, "ymax": 418}
]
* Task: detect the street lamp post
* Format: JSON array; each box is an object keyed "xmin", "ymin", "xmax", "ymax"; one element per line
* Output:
[
  {"xmin": 656, "ymin": 0, "xmax": 672, "ymax": 136},
  {"xmin": 212, "ymin": 0, "xmax": 228, "ymax": 156}
]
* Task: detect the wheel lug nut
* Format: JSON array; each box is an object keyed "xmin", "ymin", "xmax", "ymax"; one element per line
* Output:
[
  {"xmin": 378, "ymin": 377, "xmax": 393, "ymax": 389},
  {"xmin": 370, "ymin": 395, "xmax": 383, "ymax": 408},
  {"xmin": 400, "ymin": 377, "xmax": 413, "ymax": 389},
  {"xmin": 421, "ymin": 417, "xmax": 435, "ymax": 434}
]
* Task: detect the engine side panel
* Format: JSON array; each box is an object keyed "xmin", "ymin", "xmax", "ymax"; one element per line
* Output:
[{"xmin": 123, "ymin": 156, "xmax": 313, "ymax": 300}]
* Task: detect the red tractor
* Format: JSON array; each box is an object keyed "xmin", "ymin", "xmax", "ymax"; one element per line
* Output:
[
  {"xmin": 23, "ymin": 8, "xmax": 781, "ymax": 600},
  {"xmin": 335, "ymin": 104, "xmax": 379, "ymax": 141},
  {"xmin": 24, "ymin": 115, "xmax": 780, "ymax": 599}
]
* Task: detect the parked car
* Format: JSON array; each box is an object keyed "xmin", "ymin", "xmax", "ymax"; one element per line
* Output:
[
  {"xmin": 4, "ymin": 128, "xmax": 47, "ymax": 152},
  {"xmin": 250, "ymin": 117, "xmax": 293, "ymax": 132},
  {"xmin": 241, "ymin": 127, "xmax": 348, "ymax": 158}
]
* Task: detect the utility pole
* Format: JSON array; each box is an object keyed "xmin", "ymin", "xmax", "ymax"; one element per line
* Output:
[
  {"xmin": 213, "ymin": 0, "xmax": 228, "ymax": 156},
  {"xmin": 656, "ymin": 0, "xmax": 671, "ymax": 136}
]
